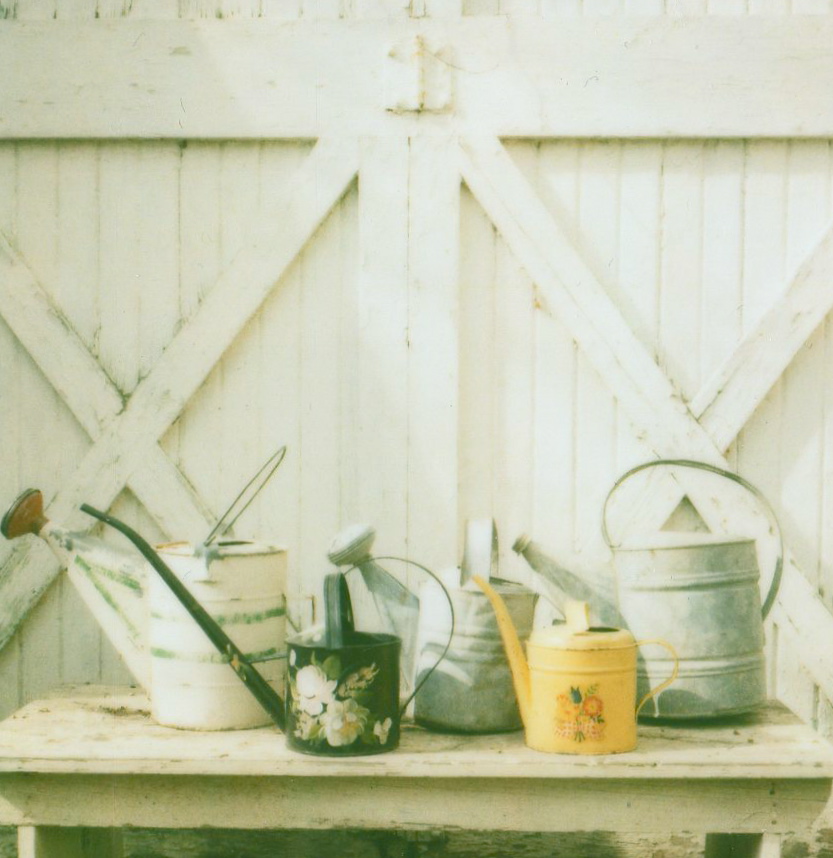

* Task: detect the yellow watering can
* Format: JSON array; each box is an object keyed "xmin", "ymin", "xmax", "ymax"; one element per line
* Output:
[{"xmin": 474, "ymin": 577, "xmax": 678, "ymax": 754}]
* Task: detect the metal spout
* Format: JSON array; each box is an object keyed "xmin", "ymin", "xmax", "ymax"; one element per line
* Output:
[
  {"xmin": 512, "ymin": 534, "xmax": 623, "ymax": 629},
  {"xmin": 2, "ymin": 488, "xmax": 150, "ymax": 690},
  {"xmin": 328, "ymin": 524, "xmax": 420, "ymax": 686},
  {"xmin": 472, "ymin": 575, "xmax": 531, "ymax": 728}
]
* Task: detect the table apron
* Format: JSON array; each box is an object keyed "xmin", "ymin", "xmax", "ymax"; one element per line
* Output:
[{"xmin": 0, "ymin": 775, "xmax": 829, "ymax": 834}]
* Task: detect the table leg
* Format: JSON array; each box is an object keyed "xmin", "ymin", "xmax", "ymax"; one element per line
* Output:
[
  {"xmin": 18, "ymin": 825, "xmax": 124, "ymax": 858},
  {"xmin": 704, "ymin": 833, "xmax": 781, "ymax": 857}
]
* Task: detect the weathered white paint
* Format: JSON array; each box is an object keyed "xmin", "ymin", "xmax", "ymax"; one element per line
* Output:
[
  {"xmin": 4, "ymin": 19, "xmax": 833, "ymax": 138},
  {"xmin": 0, "ymin": 19, "xmax": 832, "ymax": 857}
]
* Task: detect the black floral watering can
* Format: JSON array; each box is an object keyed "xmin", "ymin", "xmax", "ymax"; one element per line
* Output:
[{"xmin": 286, "ymin": 573, "xmax": 403, "ymax": 755}]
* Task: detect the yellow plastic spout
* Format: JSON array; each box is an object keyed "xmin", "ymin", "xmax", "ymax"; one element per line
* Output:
[{"xmin": 472, "ymin": 575, "xmax": 531, "ymax": 728}]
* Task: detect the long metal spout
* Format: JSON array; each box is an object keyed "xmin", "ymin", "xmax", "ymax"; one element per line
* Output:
[
  {"xmin": 328, "ymin": 524, "xmax": 420, "ymax": 686},
  {"xmin": 513, "ymin": 534, "xmax": 624, "ymax": 629}
]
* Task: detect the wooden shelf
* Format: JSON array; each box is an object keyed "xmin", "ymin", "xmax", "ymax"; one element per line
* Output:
[{"xmin": 1, "ymin": 686, "xmax": 831, "ymax": 781}]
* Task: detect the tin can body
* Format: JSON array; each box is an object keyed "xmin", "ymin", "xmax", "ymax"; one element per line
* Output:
[
  {"xmin": 149, "ymin": 542, "xmax": 287, "ymax": 731},
  {"xmin": 525, "ymin": 641, "xmax": 638, "ymax": 754},
  {"xmin": 285, "ymin": 631, "xmax": 401, "ymax": 756},
  {"xmin": 414, "ymin": 582, "xmax": 535, "ymax": 733},
  {"xmin": 615, "ymin": 536, "xmax": 766, "ymax": 719}
]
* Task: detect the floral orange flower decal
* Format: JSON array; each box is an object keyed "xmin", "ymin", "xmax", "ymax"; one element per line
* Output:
[{"xmin": 555, "ymin": 684, "xmax": 605, "ymax": 742}]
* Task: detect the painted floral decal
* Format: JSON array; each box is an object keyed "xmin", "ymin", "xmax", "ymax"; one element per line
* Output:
[
  {"xmin": 289, "ymin": 654, "xmax": 392, "ymax": 749},
  {"xmin": 555, "ymin": 684, "xmax": 605, "ymax": 742}
]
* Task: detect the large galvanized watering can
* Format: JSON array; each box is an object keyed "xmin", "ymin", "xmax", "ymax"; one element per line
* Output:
[
  {"xmin": 513, "ymin": 460, "xmax": 783, "ymax": 719},
  {"xmin": 328, "ymin": 520, "xmax": 536, "ymax": 733},
  {"xmin": 1, "ymin": 450, "xmax": 289, "ymax": 731}
]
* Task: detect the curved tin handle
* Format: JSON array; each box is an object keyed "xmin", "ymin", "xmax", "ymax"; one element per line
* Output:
[
  {"xmin": 634, "ymin": 638, "xmax": 679, "ymax": 717},
  {"xmin": 345, "ymin": 556, "xmax": 456, "ymax": 719},
  {"xmin": 601, "ymin": 459, "xmax": 784, "ymax": 619},
  {"xmin": 324, "ymin": 572, "xmax": 355, "ymax": 650}
]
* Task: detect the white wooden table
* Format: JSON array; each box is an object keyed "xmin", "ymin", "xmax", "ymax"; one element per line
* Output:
[{"xmin": 0, "ymin": 687, "xmax": 831, "ymax": 858}]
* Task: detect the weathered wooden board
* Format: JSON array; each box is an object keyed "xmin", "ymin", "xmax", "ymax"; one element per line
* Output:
[{"xmin": 3, "ymin": 19, "xmax": 833, "ymax": 138}]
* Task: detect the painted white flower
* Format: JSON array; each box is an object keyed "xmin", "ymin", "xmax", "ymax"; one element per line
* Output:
[
  {"xmin": 289, "ymin": 649, "xmax": 297, "ymax": 667},
  {"xmin": 373, "ymin": 717, "xmax": 393, "ymax": 745},
  {"xmin": 294, "ymin": 664, "xmax": 337, "ymax": 716},
  {"xmin": 293, "ymin": 711, "xmax": 318, "ymax": 741},
  {"xmin": 321, "ymin": 698, "xmax": 367, "ymax": 747}
]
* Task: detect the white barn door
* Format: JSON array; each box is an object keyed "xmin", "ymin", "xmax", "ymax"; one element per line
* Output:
[{"xmin": 0, "ymin": 8, "xmax": 832, "ymax": 737}]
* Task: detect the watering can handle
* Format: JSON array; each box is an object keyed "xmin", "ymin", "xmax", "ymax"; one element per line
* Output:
[
  {"xmin": 345, "ymin": 556, "xmax": 456, "ymax": 719},
  {"xmin": 324, "ymin": 572, "xmax": 356, "ymax": 649},
  {"xmin": 635, "ymin": 638, "xmax": 679, "ymax": 718},
  {"xmin": 601, "ymin": 458, "xmax": 784, "ymax": 619}
]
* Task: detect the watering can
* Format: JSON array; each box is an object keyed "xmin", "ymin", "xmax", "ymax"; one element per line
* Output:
[
  {"xmin": 285, "ymin": 572, "xmax": 403, "ymax": 755},
  {"xmin": 512, "ymin": 459, "xmax": 783, "ymax": 719},
  {"xmin": 1, "ymin": 449, "xmax": 289, "ymax": 731},
  {"xmin": 474, "ymin": 578, "xmax": 678, "ymax": 754},
  {"xmin": 41, "ymin": 502, "xmax": 441, "ymax": 754},
  {"xmin": 328, "ymin": 520, "xmax": 536, "ymax": 733}
]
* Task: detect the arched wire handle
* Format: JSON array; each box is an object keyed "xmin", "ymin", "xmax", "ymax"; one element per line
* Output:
[
  {"xmin": 601, "ymin": 459, "xmax": 784, "ymax": 619},
  {"xmin": 203, "ymin": 445, "xmax": 287, "ymax": 546},
  {"xmin": 344, "ymin": 555, "xmax": 456, "ymax": 719},
  {"xmin": 324, "ymin": 572, "xmax": 356, "ymax": 650}
]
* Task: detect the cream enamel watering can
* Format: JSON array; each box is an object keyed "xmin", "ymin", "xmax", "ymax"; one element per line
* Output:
[
  {"xmin": 513, "ymin": 460, "xmax": 783, "ymax": 719},
  {"xmin": 474, "ymin": 579, "xmax": 678, "ymax": 754},
  {"xmin": 1, "ymin": 449, "xmax": 289, "ymax": 731}
]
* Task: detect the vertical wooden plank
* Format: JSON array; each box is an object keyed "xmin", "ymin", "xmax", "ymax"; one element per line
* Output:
[
  {"xmin": 616, "ymin": 141, "xmax": 663, "ymax": 480},
  {"xmin": 493, "ymin": 145, "xmax": 535, "ymax": 576},
  {"xmin": 581, "ymin": 0, "xmax": 620, "ymax": 12},
  {"xmin": 15, "ymin": 142, "xmax": 68, "ymax": 703},
  {"xmin": 0, "ymin": 144, "xmax": 20, "ymax": 715},
  {"xmin": 298, "ymin": 175, "xmax": 347, "ymax": 618},
  {"xmin": 162, "ymin": 141, "xmax": 222, "ymax": 539},
  {"xmin": 700, "ymin": 142, "xmax": 744, "ymax": 393},
  {"xmin": 256, "ymin": 142, "xmax": 313, "ymax": 626},
  {"xmin": 573, "ymin": 142, "xmax": 618, "ymax": 561},
  {"xmin": 748, "ymin": 0, "xmax": 788, "ymax": 12},
  {"xmin": 260, "ymin": 0, "xmax": 302, "ymax": 16},
  {"xmin": 216, "ymin": 142, "xmax": 263, "ymax": 517},
  {"xmin": 737, "ymin": 141, "xmax": 788, "ymax": 702},
  {"xmin": 352, "ymin": 137, "xmax": 409, "ymax": 564},
  {"xmin": 780, "ymin": 142, "xmax": 829, "ymax": 591},
  {"xmin": 666, "ymin": 0, "xmax": 707, "ymax": 12},
  {"xmin": 540, "ymin": 0, "xmax": 581, "ymax": 15},
  {"xmin": 532, "ymin": 142, "xmax": 579, "ymax": 559},
  {"xmin": 55, "ymin": 0, "xmax": 98, "ymax": 18},
  {"xmin": 407, "ymin": 136, "xmax": 460, "ymax": 572},
  {"xmin": 462, "ymin": 0, "xmax": 498, "ymax": 12},
  {"xmin": 98, "ymin": 143, "xmax": 142, "ymax": 395},
  {"xmin": 13, "ymin": 0, "xmax": 57, "ymax": 17},
  {"xmin": 458, "ymin": 187, "xmax": 496, "ymax": 527},
  {"xmin": 499, "ymin": 0, "xmax": 539, "ymax": 14},
  {"xmin": 659, "ymin": 142, "xmax": 704, "ymax": 402},
  {"xmin": 823, "ymin": 314, "xmax": 833, "ymax": 613}
]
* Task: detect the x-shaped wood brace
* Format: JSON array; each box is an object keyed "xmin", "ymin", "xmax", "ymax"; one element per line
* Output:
[{"xmin": 0, "ymin": 136, "xmax": 359, "ymax": 650}]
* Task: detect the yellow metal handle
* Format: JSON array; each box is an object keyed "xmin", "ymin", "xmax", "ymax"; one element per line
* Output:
[{"xmin": 634, "ymin": 639, "xmax": 679, "ymax": 717}]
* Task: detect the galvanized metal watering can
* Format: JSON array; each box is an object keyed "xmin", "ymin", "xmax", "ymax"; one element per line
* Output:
[
  {"xmin": 1, "ymin": 449, "xmax": 289, "ymax": 731},
  {"xmin": 513, "ymin": 460, "xmax": 783, "ymax": 719},
  {"xmin": 474, "ymin": 580, "xmax": 679, "ymax": 754},
  {"xmin": 328, "ymin": 520, "xmax": 536, "ymax": 733}
]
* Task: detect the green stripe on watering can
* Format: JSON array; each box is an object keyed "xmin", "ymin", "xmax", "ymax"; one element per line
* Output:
[
  {"xmin": 74, "ymin": 555, "xmax": 143, "ymax": 592},
  {"xmin": 150, "ymin": 646, "xmax": 283, "ymax": 664},
  {"xmin": 74, "ymin": 557, "xmax": 142, "ymax": 642},
  {"xmin": 149, "ymin": 605, "xmax": 286, "ymax": 625}
]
